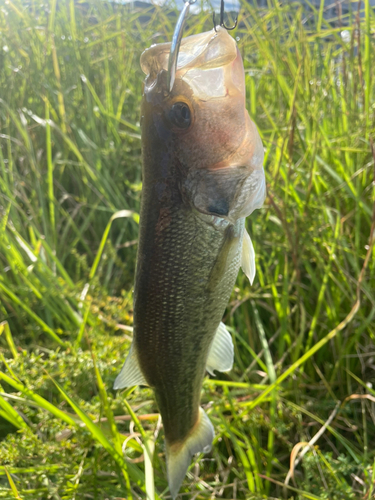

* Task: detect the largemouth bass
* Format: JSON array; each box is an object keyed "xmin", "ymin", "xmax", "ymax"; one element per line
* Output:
[{"xmin": 114, "ymin": 20, "xmax": 265, "ymax": 499}]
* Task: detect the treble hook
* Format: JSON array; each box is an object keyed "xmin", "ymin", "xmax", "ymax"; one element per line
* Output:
[{"xmin": 213, "ymin": 0, "xmax": 238, "ymax": 32}]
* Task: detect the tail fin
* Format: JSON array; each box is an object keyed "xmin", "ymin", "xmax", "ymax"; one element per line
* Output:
[{"xmin": 166, "ymin": 407, "xmax": 214, "ymax": 499}]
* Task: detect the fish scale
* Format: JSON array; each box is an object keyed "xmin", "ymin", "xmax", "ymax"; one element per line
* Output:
[{"xmin": 135, "ymin": 201, "xmax": 244, "ymax": 443}]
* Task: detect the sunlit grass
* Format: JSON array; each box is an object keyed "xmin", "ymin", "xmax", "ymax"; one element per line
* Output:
[{"xmin": 0, "ymin": 0, "xmax": 374, "ymax": 498}]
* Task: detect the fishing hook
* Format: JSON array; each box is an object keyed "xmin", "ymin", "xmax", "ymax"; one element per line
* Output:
[
  {"xmin": 213, "ymin": 0, "xmax": 238, "ymax": 33},
  {"xmin": 167, "ymin": 0, "xmax": 197, "ymax": 93}
]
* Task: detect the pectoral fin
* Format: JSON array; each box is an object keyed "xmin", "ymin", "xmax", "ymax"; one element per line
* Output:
[
  {"xmin": 166, "ymin": 407, "xmax": 214, "ymax": 499},
  {"xmin": 241, "ymin": 229, "xmax": 256, "ymax": 285},
  {"xmin": 206, "ymin": 322, "xmax": 234, "ymax": 376},
  {"xmin": 113, "ymin": 343, "xmax": 148, "ymax": 390}
]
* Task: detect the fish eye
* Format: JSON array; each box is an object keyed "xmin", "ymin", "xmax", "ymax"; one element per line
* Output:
[{"xmin": 169, "ymin": 102, "xmax": 191, "ymax": 129}]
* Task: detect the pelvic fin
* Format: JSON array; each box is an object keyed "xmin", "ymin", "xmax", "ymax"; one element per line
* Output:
[
  {"xmin": 206, "ymin": 322, "xmax": 234, "ymax": 375},
  {"xmin": 241, "ymin": 228, "xmax": 256, "ymax": 284}
]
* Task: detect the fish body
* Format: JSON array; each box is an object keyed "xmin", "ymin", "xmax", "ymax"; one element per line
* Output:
[{"xmin": 114, "ymin": 27, "xmax": 265, "ymax": 498}]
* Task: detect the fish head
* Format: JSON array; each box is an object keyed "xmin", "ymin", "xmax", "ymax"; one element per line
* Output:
[{"xmin": 140, "ymin": 27, "xmax": 265, "ymax": 222}]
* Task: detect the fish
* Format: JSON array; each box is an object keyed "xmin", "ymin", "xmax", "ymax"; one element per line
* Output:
[{"xmin": 114, "ymin": 7, "xmax": 266, "ymax": 498}]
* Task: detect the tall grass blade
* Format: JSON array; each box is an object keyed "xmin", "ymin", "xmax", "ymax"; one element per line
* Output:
[{"xmin": 4, "ymin": 467, "xmax": 23, "ymax": 500}]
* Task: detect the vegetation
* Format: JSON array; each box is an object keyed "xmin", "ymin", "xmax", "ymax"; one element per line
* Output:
[{"xmin": 0, "ymin": 0, "xmax": 374, "ymax": 498}]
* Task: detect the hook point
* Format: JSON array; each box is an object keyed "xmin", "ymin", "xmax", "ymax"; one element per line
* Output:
[{"xmin": 212, "ymin": 0, "xmax": 238, "ymax": 32}]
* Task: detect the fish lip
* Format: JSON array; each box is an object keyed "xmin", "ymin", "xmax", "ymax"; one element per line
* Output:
[
  {"xmin": 144, "ymin": 69, "xmax": 167, "ymax": 98},
  {"xmin": 140, "ymin": 27, "xmax": 236, "ymax": 88}
]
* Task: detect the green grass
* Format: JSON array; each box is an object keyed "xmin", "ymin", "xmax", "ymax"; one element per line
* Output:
[{"xmin": 0, "ymin": 0, "xmax": 374, "ymax": 498}]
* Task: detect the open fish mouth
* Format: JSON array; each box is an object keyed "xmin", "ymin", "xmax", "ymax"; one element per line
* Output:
[{"xmin": 141, "ymin": 26, "xmax": 241, "ymax": 100}]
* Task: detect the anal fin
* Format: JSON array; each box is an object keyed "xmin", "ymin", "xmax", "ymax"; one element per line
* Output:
[
  {"xmin": 241, "ymin": 228, "xmax": 256, "ymax": 285},
  {"xmin": 206, "ymin": 322, "xmax": 234, "ymax": 376},
  {"xmin": 113, "ymin": 343, "xmax": 148, "ymax": 390},
  {"xmin": 166, "ymin": 407, "xmax": 214, "ymax": 500}
]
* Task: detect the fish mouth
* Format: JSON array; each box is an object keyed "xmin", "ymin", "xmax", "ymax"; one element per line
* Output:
[{"xmin": 140, "ymin": 27, "xmax": 240, "ymax": 99}]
